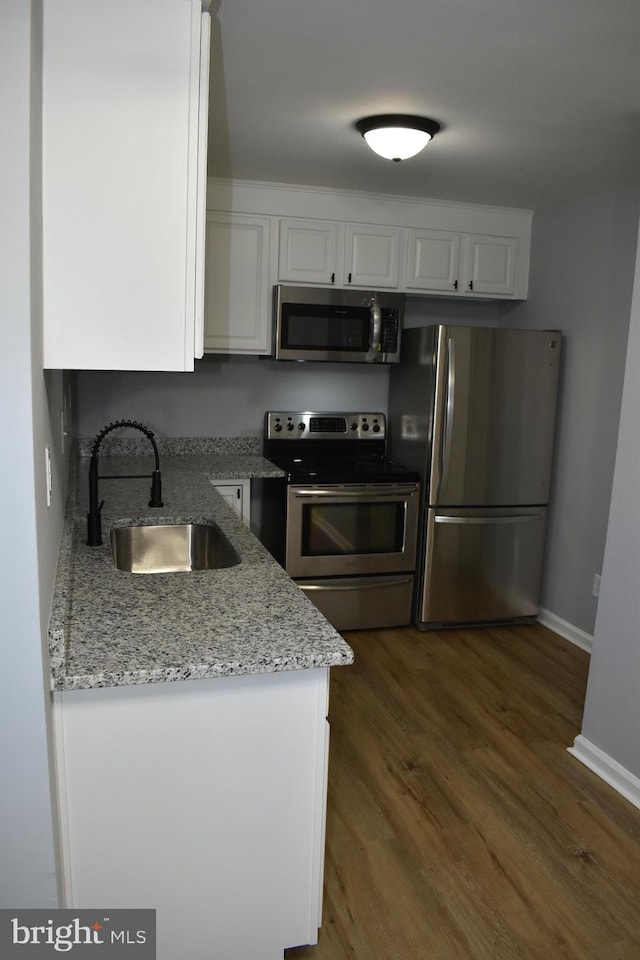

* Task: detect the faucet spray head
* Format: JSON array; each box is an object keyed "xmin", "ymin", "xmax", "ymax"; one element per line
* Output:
[{"xmin": 149, "ymin": 470, "xmax": 163, "ymax": 508}]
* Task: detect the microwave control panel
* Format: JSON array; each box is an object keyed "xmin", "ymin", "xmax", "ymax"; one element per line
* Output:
[{"xmin": 380, "ymin": 314, "xmax": 400, "ymax": 353}]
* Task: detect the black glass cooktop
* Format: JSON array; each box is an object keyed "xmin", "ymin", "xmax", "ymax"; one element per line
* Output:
[{"xmin": 264, "ymin": 442, "xmax": 419, "ymax": 485}]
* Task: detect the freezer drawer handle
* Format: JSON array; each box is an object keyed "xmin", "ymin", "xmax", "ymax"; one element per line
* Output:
[{"xmin": 434, "ymin": 514, "xmax": 541, "ymax": 525}]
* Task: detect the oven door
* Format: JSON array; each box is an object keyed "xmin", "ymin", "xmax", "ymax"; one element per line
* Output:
[{"xmin": 285, "ymin": 483, "xmax": 420, "ymax": 578}]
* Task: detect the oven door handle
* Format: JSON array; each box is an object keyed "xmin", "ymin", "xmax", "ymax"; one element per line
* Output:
[
  {"xmin": 290, "ymin": 485, "xmax": 419, "ymax": 498},
  {"xmin": 302, "ymin": 576, "xmax": 414, "ymax": 592}
]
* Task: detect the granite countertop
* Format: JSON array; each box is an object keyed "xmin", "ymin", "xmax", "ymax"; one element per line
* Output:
[{"xmin": 49, "ymin": 439, "xmax": 354, "ymax": 692}]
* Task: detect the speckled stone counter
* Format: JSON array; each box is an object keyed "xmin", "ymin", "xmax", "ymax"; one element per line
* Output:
[{"xmin": 49, "ymin": 440, "xmax": 354, "ymax": 692}]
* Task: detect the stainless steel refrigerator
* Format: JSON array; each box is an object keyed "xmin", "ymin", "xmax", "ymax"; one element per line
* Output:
[{"xmin": 388, "ymin": 325, "xmax": 561, "ymax": 628}]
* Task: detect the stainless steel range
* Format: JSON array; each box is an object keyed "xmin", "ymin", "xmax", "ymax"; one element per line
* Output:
[{"xmin": 261, "ymin": 411, "xmax": 420, "ymax": 631}]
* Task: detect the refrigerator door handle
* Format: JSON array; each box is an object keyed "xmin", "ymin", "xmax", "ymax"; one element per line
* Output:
[
  {"xmin": 440, "ymin": 336, "xmax": 456, "ymax": 494},
  {"xmin": 434, "ymin": 514, "xmax": 541, "ymax": 525}
]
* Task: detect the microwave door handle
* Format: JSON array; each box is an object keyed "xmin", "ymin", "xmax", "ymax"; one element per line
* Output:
[{"xmin": 366, "ymin": 294, "xmax": 382, "ymax": 361}]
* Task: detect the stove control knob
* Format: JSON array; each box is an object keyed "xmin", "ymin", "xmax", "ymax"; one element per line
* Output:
[
  {"xmin": 274, "ymin": 423, "xmax": 283, "ymax": 432},
  {"xmin": 286, "ymin": 422, "xmax": 295, "ymax": 431},
  {"xmin": 372, "ymin": 423, "xmax": 381, "ymax": 433},
  {"xmin": 361, "ymin": 422, "xmax": 369, "ymax": 431},
  {"xmin": 350, "ymin": 422, "xmax": 358, "ymax": 431},
  {"xmin": 298, "ymin": 422, "xmax": 305, "ymax": 431}
]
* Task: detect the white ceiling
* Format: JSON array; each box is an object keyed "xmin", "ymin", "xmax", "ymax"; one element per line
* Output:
[{"xmin": 207, "ymin": 0, "xmax": 640, "ymax": 211}]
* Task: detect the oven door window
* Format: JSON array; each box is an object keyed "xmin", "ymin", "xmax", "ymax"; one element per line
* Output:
[{"xmin": 301, "ymin": 501, "xmax": 405, "ymax": 556}]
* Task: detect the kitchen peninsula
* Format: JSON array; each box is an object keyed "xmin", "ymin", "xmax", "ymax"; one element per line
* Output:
[{"xmin": 49, "ymin": 439, "xmax": 353, "ymax": 960}]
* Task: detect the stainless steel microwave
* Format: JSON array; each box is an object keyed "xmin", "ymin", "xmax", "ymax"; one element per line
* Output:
[{"xmin": 273, "ymin": 285, "xmax": 405, "ymax": 363}]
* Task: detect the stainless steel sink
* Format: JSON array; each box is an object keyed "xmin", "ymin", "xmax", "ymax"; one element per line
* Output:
[{"xmin": 110, "ymin": 522, "xmax": 240, "ymax": 574}]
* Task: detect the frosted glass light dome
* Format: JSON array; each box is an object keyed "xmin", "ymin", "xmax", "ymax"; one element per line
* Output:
[{"xmin": 355, "ymin": 115, "xmax": 441, "ymax": 162}]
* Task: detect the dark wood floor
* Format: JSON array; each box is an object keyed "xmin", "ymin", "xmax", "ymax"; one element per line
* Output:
[{"xmin": 286, "ymin": 623, "xmax": 640, "ymax": 960}]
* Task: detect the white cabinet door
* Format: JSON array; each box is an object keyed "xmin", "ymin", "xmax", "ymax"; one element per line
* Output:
[
  {"xmin": 53, "ymin": 669, "xmax": 331, "ymax": 960},
  {"xmin": 204, "ymin": 213, "xmax": 272, "ymax": 354},
  {"xmin": 344, "ymin": 224, "xmax": 402, "ymax": 288},
  {"xmin": 406, "ymin": 229, "xmax": 518, "ymax": 297},
  {"xmin": 278, "ymin": 219, "xmax": 341, "ymax": 285},
  {"xmin": 460, "ymin": 234, "xmax": 518, "ymax": 296},
  {"xmin": 278, "ymin": 219, "xmax": 401, "ymax": 288},
  {"xmin": 406, "ymin": 228, "xmax": 461, "ymax": 293},
  {"xmin": 42, "ymin": 0, "xmax": 210, "ymax": 371},
  {"xmin": 211, "ymin": 479, "xmax": 251, "ymax": 526}
]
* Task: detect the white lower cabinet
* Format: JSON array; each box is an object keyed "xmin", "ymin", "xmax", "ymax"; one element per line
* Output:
[
  {"xmin": 211, "ymin": 478, "xmax": 251, "ymax": 526},
  {"xmin": 53, "ymin": 668, "xmax": 330, "ymax": 960}
]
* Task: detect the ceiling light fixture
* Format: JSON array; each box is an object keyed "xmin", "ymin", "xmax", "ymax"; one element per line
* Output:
[{"xmin": 355, "ymin": 114, "xmax": 441, "ymax": 162}]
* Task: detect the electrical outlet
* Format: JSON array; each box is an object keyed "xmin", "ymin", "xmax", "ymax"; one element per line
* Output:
[
  {"xmin": 592, "ymin": 574, "xmax": 601, "ymax": 598},
  {"xmin": 45, "ymin": 446, "xmax": 52, "ymax": 507}
]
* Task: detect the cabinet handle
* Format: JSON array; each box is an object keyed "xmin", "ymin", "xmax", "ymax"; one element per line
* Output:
[
  {"xmin": 331, "ymin": 272, "xmax": 335, "ymax": 283},
  {"xmin": 453, "ymin": 280, "xmax": 458, "ymax": 290},
  {"xmin": 468, "ymin": 280, "xmax": 473, "ymax": 290},
  {"xmin": 348, "ymin": 272, "xmax": 352, "ymax": 284}
]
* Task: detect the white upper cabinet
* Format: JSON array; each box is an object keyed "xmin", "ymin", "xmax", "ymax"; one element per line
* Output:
[
  {"xmin": 461, "ymin": 234, "xmax": 518, "ymax": 297},
  {"xmin": 407, "ymin": 229, "xmax": 518, "ymax": 297},
  {"xmin": 205, "ymin": 180, "xmax": 532, "ymax": 354},
  {"xmin": 42, "ymin": 0, "xmax": 211, "ymax": 371},
  {"xmin": 406, "ymin": 229, "xmax": 461, "ymax": 293},
  {"xmin": 344, "ymin": 224, "xmax": 402, "ymax": 288},
  {"xmin": 278, "ymin": 220, "xmax": 340, "ymax": 285},
  {"xmin": 278, "ymin": 219, "xmax": 401, "ymax": 288},
  {"xmin": 277, "ymin": 217, "xmax": 521, "ymax": 298},
  {"xmin": 204, "ymin": 213, "xmax": 273, "ymax": 354}
]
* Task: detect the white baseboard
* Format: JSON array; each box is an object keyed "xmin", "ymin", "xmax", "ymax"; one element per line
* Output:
[
  {"xmin": 537, "ymin": 607, "xmax": 593, "ymax": 653},
  {"xmin": 568, "ymin": 735, "xmax": 640, "ymax": 811}
]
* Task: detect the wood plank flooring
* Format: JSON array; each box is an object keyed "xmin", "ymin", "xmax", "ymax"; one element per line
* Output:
[{"xmin": 285, "ymin": 623, "xmax": 640, "ymax": 960}]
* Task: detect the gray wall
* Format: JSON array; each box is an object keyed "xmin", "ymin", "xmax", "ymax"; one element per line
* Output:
[
  {"xmin": 76, "ymin": 299, "xmax": 508, "ymax": 439},
  {"xmin": 0, "ymin": 0, "xmax": 70, "ymax": 907},
  {"xmin": 580, "ymin": 220, "xmax": 640, "ymax": 777},
  {"xmin": 76, "ymin": 356, "xmax": 391, "ymax": 439},
  {"xmin": 506, "ymin": 183, "xmax": 640, "ymax": 636}
]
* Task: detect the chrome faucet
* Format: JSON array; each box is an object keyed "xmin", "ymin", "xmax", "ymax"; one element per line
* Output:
[{"xmin": 87, "ymin": 419, "xmax": 163, "ymax": 546}]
